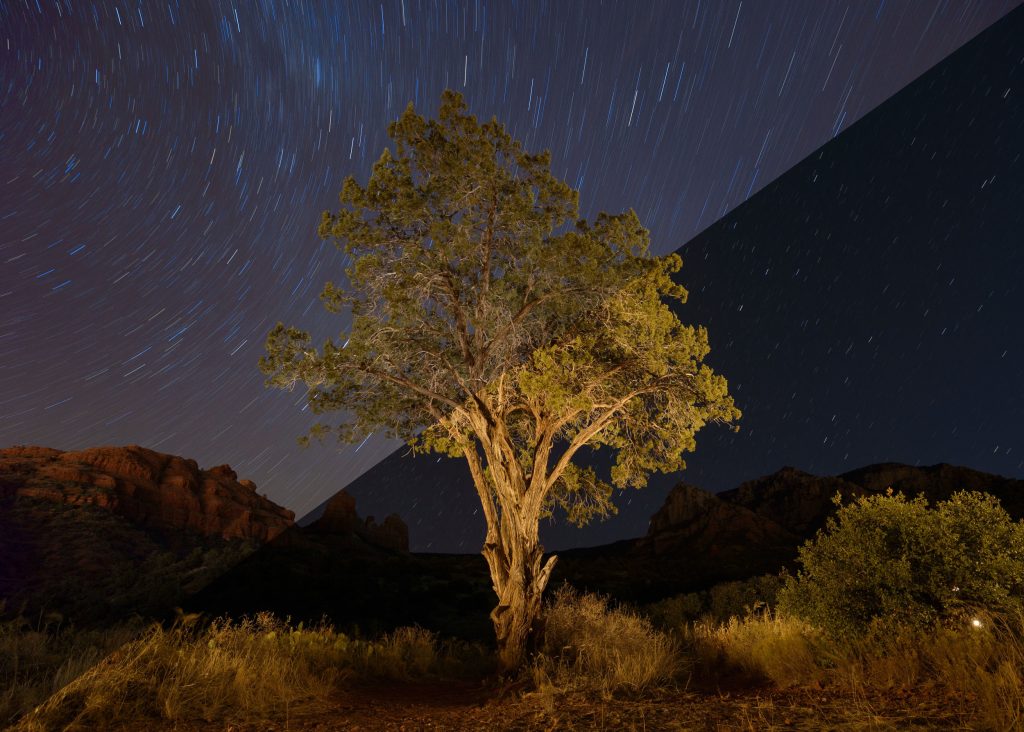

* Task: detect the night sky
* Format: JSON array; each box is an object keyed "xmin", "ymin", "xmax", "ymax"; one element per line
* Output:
[{"xmin": 2, "ymin": 1, "xmax": 1021, "ymax": 552}]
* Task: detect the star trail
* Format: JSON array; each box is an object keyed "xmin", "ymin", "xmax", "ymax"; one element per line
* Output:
[{"xmin": 0, "ymin": 1, "xmax": 1019, "ymax": 550}]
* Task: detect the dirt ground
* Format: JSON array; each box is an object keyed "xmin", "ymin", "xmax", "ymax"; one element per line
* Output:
[{"xmin": 171, "ymin": 680, "xmax": 979, "ymax": 732}]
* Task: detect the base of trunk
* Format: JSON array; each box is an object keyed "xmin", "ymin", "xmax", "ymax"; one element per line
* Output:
[{"xmin": 489, "ymin": 553, "xmax": 559, "ymax": 673}]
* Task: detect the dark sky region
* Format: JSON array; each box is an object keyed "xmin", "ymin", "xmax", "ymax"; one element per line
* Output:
[
  {"xmin": 319, "ymin": 3, "xmax": 1024, "ymax": 551},
  {"xmin": 1, "ymin": 1, "xmax": 1021, "ymax": 551}
]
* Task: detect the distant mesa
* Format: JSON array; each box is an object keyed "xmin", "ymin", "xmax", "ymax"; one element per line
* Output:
[
  {"xmin": 0, "ymin": 443, "xmax": 416, "ymax": 626},
  {"xmin": 309, "ymin": 488, "xmax": 410, "ymax": 552},
  {"xmin": 0, "ymin": 444, "xmax": 295, "ymax": 542},
  {"xmin": 637, "ymin": 480, "xmax": 798, "ymax": 560},
  {"xmin": 717, "ymin": 462, "xmax": 1024, "ymax": 536},
  {"xmin": 639, "ymin": 462, "xmax": 1024, "ymax": 565}
]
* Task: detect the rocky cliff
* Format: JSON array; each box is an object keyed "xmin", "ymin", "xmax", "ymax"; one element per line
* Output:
[
  {"xmin": 639, "ymin": 482, "xmax": 798, "ymax": 559},
  {"xmin": 0, "ymin": 444, "xmax": 423, "ymax": 625},
  {"xmin": 626, "ymin": 464, "xmax": 1019, "ymax": 593},
  {"xmin": 718, "ymin": 462, "xmax": 1024, "ymax": 536},
  {"xmin": 0, "ymin": 444, "xmax": 295, "ymax": 542}
]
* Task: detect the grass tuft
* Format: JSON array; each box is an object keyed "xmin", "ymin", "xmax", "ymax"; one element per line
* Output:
[
  {"xmin": 16, "ymin": 613, "xmax": 340, "ymax": 730},
  {"xmin": 531, "ymin": 586, "xmax": 679, "ymax": 697},
  {"xmin": 688, "ymin": 610, "xmax": 822, "ymax": 689},
  {"xmin": 1, "ymin": 615, "xmax": 142, "ymax": 728},
  {"xmin": 7, "ymin": 613, "xmax": 491, "ymax": 730},
  {"xmin": 686, "ymin": 606, "xmax": 1024, "ymax": 730}
]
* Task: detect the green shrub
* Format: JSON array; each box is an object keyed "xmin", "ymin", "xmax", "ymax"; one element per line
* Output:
[{"xmin": 779, "ymin": 490, "xmax": 1024, "ymax": 639}]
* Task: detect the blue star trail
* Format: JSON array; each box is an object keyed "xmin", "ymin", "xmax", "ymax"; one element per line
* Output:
[{"xmin": 0, "ymin": 1, "xmax": 1019, "ymax": 551}]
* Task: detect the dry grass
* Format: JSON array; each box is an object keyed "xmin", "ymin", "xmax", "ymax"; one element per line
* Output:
[
  {"xmin": 7, "ymin": 613, "xmax": 490, "ymax": 730},
  {"xmin": 0, "ymin": 614, "xmax": 143, "ymax": 728},
  {"xmin": 13, "ymin": 613, "xmax": 341, "ymax": 730},
  {"xmin": 343, "ymin": 625, "xmax": 493, "ymax": 680},
  {"xmin": 531, "ymin": 587, "xmax": 680, "ymax": 698},
  {"xmin": 686, "ymin": 607, "xmax": 1024, "ymax": 730},
  {"xmin": 689, "ymin": 610, "xmax": 823, "ymax": 689},
  {"xmin": 6, "ymin": 598, "xmax": 1022, "ymax": 730}
]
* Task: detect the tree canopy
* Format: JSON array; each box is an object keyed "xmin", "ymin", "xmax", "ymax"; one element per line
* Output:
[{"xmin": 261, "ymin": 90, "xmax": 739, "ymax": 669}]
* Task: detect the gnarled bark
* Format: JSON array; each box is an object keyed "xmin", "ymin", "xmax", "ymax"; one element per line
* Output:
[{"xmin": 485, "ymin": 536, "xmax": 558, "ymax": 672}]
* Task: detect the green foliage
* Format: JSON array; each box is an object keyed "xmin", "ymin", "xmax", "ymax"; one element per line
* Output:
[
  {"xmin": 778, "ymin": 490, "xmax": 1024, "ymax": 639},
  {"xmin": 261, "ymin": 89, "xmax": 738, "ymax": 526}
]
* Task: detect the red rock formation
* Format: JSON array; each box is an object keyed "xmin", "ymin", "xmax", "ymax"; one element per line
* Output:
[
  {"xmin": 638, "ymin": 482, "xmax": 797, "ymax": 559},
  {"xmin": 314, "ymin": 489, "xmax": 361, "ymax": 534},
  {"xmin": 0, "ymin": 445, "xmax": 294, "ymax": 542},
  {"xmin": 717, "ymin": 466, "xmax": 861, "ymax": 536}
]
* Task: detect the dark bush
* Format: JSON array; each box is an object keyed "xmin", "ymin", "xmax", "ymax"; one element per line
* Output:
[{"xmin": 645, "ymin": 574, "xmax": 783, "ymax": 628}]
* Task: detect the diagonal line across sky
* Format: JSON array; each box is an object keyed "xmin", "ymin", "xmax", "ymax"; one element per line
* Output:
[{"xmin": 0, "ymin": 1, "xmax": 1020, "ymax": 551}]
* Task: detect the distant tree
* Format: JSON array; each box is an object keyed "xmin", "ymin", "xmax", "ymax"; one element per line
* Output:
[
  {"xmin": 261, "ymin": 91, "xmax": 739, "ymax": 671},
  {"xmin": 778, "ymin": 490, "xmax": 1024, "ymax": 639}
]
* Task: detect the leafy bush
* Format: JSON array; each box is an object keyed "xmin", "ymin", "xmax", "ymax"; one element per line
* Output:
[
  {"xmin": 778, "ymin": 490, "xmax": 1024, "ymax": 639},
  {"xmin": 532, "ymin": 586, "xmax": 679, "ymax": 696}
]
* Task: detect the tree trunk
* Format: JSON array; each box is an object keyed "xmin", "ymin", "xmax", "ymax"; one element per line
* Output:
[{"xmin": 484, "ymin": 539, "xmax": 557, "ymax": 673}]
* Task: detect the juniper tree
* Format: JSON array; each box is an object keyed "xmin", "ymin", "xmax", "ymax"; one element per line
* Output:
[{"xmin": 261, "ymin": 91, "xmax": 739, "ymax": 671}]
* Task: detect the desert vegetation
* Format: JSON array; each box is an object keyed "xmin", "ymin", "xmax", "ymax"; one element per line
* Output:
[
  {"xmin": 676, "ymin": 490, "xmax": 1024, "ymax": 730},
  {"xmin": 531, "ymin": 586, "xmax": 680, "ymax": 697},
  {"xmin": 4, "ymin": 489, "xmax": 1023, "ymax": 729},
  {"xmin": 0, "ymin": 610, "xmax": 144, "ymax": 728},
  {"xmin": 5, "ymin": 613, "xmax": 491, "ymax": 730},
  {"xmin": 6, "ymin": 595, "xmax": 1022, "ymax": 729},
  {"xmin": 685, "ymin": 607, "xmax": 1024, "ymax": 730}
]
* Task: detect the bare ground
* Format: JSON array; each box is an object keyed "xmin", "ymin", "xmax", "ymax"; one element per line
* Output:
[{"xmin": 161, "ymin": 681, "xmax": 979, "ymax": 732}]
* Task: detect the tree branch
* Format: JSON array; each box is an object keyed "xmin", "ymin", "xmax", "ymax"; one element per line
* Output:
[
  {"xmin": 453, "ymin": 430, "xmax": 499, "ymax": 537},
  {"xmin": 360, "ymin": 365, "xmax": 468, "ymax": 417},
  {"xmin": 541, "ymin": 381, "xmax": 666, "ymax": 495}
]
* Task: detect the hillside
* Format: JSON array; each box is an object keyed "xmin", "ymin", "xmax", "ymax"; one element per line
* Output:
[
  {"xmin": 195, "ymin": 459, "xmax": 1024, "ymax": 632},
  {"xmin": 5, "ymin": 440, "xmax": 1020, "ymax": 635},
  {"xmin": 0, "ymin": 444, "xmax": 296, "ymax": 622}
]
